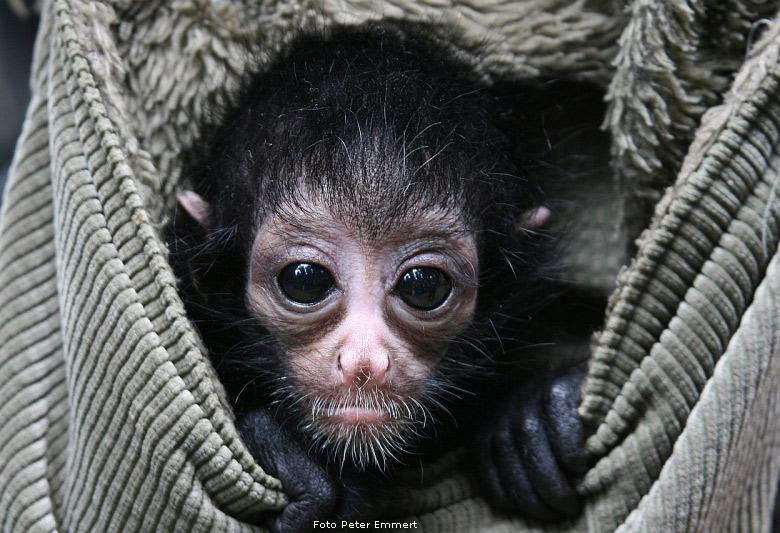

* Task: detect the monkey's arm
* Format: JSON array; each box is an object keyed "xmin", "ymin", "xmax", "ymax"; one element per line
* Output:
[
  {"xmin": 472, "ymin": 363, "xmax": 588, "ymax": 522},
  {"xmin": 236, "ymin": 408, "xmax": 337, "ymax": 532}
]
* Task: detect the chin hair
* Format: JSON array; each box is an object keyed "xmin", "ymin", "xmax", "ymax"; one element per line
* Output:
[{"xmin": 302, "ymin": 390, "xmax": 432, "ymax": 471}]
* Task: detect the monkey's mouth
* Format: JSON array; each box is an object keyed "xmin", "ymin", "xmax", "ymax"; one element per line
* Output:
[
  {"xmin": 301, "ymin": 391, "xmax": 429, "ymax": 470},
  {"xmin": 327, "ymin": 406, "xmax": 390, "ymax": 426},
  {"xmin": 313, "ymin": 396, "xmax": 404, "ymax": 430}
]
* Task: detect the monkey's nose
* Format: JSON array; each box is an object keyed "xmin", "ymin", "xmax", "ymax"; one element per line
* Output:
[{"xmin": 337, "ymin": 349, "xmax": 391, "ymax": 388}]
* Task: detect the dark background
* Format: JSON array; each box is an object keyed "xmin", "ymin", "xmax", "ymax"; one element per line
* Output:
[{"xmin": 0, "ymin": 2, "xmax": 38, "ymax": 205}]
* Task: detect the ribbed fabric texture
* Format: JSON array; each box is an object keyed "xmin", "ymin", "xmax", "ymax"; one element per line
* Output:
[
  {"xmin": 0, "ymin": 0, "xmax": 778, "ymax": 531},
  {"xmin": 580, "ymin": 14, "xmax": 780, "ymax": 531}
]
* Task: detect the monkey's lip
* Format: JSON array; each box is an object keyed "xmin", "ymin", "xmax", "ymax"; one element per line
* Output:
[{"xmin": 328, "ymin": 406, "xmax": 390, "ymax": 426}]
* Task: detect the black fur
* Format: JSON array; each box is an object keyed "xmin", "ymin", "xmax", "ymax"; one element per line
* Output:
[{"xmin": 168, "ymin": 21, "xmax": 591, "ymax": 530}]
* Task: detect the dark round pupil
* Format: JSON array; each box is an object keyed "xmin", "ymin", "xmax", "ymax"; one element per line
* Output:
[
  {"xmin": 396, "ymin": 267, "xmax": 452, "ymax": 310},
  {"xmin": 278, "ymin": 263, "xmax": 334, "ymax": 304}
]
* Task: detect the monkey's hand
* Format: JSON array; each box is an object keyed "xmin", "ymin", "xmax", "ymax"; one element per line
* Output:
[
  {"xmin": 236, "ymin": 408, "xmax": 337, "ymax": 532},
  {"xmin": 472, "ymin": 363, "xmax": 588, "ymax": 522}
]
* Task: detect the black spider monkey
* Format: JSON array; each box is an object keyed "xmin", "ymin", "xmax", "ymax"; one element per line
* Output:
[{"xmin": 169, "ymin": 21, "xmax": 599, "ymax": 531}]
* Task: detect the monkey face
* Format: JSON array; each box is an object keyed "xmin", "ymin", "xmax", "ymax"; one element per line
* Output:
[{"xmin": 244, "ymin": 202, "xmax": 479, "ymax": 469}]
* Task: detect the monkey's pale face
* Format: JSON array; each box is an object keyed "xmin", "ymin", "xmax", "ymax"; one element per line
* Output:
[{"xmin": 245, "ymin": 204, "xmax": 479, "ymax": 468}]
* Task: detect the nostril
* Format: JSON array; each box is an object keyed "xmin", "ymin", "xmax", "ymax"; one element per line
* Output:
[
  {"xmin": 355, "ymin": 367, "xmax": 372, "ymax": 389},
  {"xmin": 338, "ymin": 349, "xmax": 391, "ymax": 387},
  {"xmin": 370, "ymin": 354, "xmax": 390, "ymax": 387},
  {"xmin": 337, "ymin": 351, "xmax": 350, "ymax": 384}
]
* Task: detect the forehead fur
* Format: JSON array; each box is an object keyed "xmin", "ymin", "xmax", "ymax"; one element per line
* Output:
[
  {"xmin": 188, "ymin": 23, "xmax": 543, "ymax": 265},
  {"xmin": 267, "ymin": 196, "xmax": 472, "ymax": 246},
  {"xmin": 267, "ymin": 129, "xmax": 475, "ymax": 241},
  {"xmin": 216, "ymin": 30, "xmax": 516, "ymax": 208}
]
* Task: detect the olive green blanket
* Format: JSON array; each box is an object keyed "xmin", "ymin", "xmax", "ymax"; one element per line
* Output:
[{"xmin": 1, "ymin": 0, "xmax": 779, "ymax": 531}]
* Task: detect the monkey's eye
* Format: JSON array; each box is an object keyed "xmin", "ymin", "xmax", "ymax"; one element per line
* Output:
[
  {"xmin": 278, "ymin": 263, "xmax": 334, "ymax": 305},
  {"xmin": 396, "ymin": 267, "xmax": 452, "ymax": 310}
]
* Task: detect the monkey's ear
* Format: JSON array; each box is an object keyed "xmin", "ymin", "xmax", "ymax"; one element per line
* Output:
[
  {"xmin": 176, "ymin": 190, "xmax": 213, "ymax": 228},
  {"xmin": 518, "ymin": 206, "xmax": 551, "ymax": 230}
]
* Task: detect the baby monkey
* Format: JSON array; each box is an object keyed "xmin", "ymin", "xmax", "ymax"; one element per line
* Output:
[{"xmin": 170, "ymin": 21, "xmax": 589, "ymax": 531}]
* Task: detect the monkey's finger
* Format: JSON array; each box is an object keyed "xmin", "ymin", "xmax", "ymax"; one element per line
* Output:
[
  {"xmin": 494, "ymin": 420, "xmax": 558, "ymax": 522},
  {"xmin": 271, "ymin": 466, "xmax": 336, "ymax": 532},
  {"xmin": 237, "ymin": 409, "xmax": 337, "ymax": 531},
  {"xmin": 475, "ymin": 411, "xmax": 556, "ymax": 520},
  {"xmin": 544, "ymin": 364, "xmax": 588, "ymax": 476},
  {"xmin": 273, "ymin": 491, "xmax": 334, "ymax": 533},
  {"xmin": 515, "ymin": 393, "xmax": 581, "ymax": 519},
  {"xmin": 472, "ymin": 421, "xmax": 516, "ymax": 509}
]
